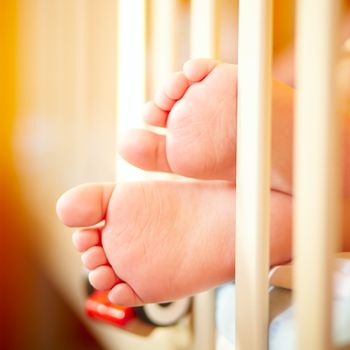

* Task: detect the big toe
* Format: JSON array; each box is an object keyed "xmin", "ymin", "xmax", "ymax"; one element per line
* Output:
[
  {"xmin": 56, "ymin": 183, "xmax": 115, "ymax": 227},
  {"xmin": 119, "ymin": 128, "xmax": 172, "ymax": 174}
]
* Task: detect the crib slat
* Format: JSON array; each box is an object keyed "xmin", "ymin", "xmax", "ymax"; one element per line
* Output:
[
  {"xmin": 294, "ymin": 1, "xmax": 341, "ymax": 349},
  {"xmin": 235, "ymin": 0, "xmax": 272, "ymax": 349},
  {"xmin": 192, "ymin": 291, "xmax": 216, "ymax": 350},
  {"xmin": 150, "ymin": 0, "xmax": 179, "ymax": 94},
  {"xmin": 74, "ymin": 0, "xmax": 88, "ymax": 180},
  {"xmin": 116, "ymin": 0, "xmax": 147, "ymax": 181},
  {"xmin": 190, "ymin": 0, "xmax": 220, "ymax": 59},
  {"xmin": 190, "ymin": 1, "xmax": 220, "ymax": 349}
]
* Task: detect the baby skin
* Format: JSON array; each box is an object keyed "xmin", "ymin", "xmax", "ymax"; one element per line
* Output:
[
  {"xmin": 57, "ymin": 182, "xmax": 292, "ymax": 305},
  {"xmin": 57, "ymin": 59, "xmax": 301, "ymax": 306},
  {"xmin": 120, "ymin": 59, "xmax": 294, "ymax": 194}
]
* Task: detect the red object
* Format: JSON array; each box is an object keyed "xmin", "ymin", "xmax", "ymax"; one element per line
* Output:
[{"xmin": 85, "ymin": 290, "xmax": 136, "ymax": 327}]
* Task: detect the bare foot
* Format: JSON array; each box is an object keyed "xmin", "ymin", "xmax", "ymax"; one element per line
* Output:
[
  {"xmin": 119, "ymin": 58, "xmax": 294, "ymax": 194},
  {"xmin": 56, "ymin": 181, "xmax": 292, "ymax": 306}
]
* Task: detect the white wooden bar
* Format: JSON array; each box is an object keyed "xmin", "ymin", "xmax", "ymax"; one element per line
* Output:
[
  {"xmin": 293, "ymin": 1, "xmax": 341, "ymax": 349},
  {"xmin": 192, "ymin": 291, "xmax": 216, "ymax": 350},
  {"xmin": 235, "ymin": 0, "xmax": 272, "ymax": 349},
  {"xmin": 190, "ymin": 0, "xmax": 220, "ymax": 59},
  {"xmin": 190, "ymin": 1, "xmax": 220, "ymax": 350},
  {"xmin": 148, "ymin": 0, "xmax": 182, "ymax": 184},
  {"xmin": 116, "ymin": 0, "xmax": 147, "ymax": 181},
  {"xmin": 150, "ymin": 0, "xmax": 179, "ymax": 93},
  {"xmin": 74, "ymin": 0, "xmax": 88, "ymax": 181}
]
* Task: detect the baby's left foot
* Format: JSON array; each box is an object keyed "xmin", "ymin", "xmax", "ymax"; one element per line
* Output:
[
  {"xmin": 57, "ymin": 181, "xmax": 236, "ymax": 305},
  {"xmin": 56, "ymin": 181, "xmax": 292, "ymax": 306}
]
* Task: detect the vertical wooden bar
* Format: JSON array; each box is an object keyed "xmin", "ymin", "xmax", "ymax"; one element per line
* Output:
[
  {"xmin": 192, "ymin": 291, "xmax": 216, "ymax": 350},
  {"xmin": 190, "ymin": 1, "xmax": 220, "ymax": 350},
  {"xmin": 85, "ymin": 0, "xmax": 117, "ymax": 182},
  {"xmin": 150, "ymin": 0, "xmax": 179, "ymax": 94},
  {"xmin": 235, "ymin": 0, "xmax": 272, "ymax": 349},
  {"xmin": 190, "ymin": 0, "xmax": 220, "ymax": 59},
  {"xmin": 116, "ymin": 0, "xmax": 146, "ymax": 181},
  {"xmin": 74, "ymin": 0, "xmax": 88, "ymax": 181},
  {"xmin": 294, "ymin": 1, "xmax": 341, "ymax": 349},
  {"xmin": 148, "ymin": 0, "xmax": 184, "ymax": 183}
]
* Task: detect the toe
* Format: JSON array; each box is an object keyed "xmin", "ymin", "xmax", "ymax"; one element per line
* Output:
[
  {"xmin": 119, "ymin": 129, "xmax": 171, "ymax": 173},
  {"xmin": 154, "ymin": 90, "xmax": 175, "ymax": 111},
  {"xmin": 108, "ymin": 283, "xmax": 143, "ymax": 307},
  {"xmin": 144, "ymin": 72, "xmax": 190, "ymax": 128},
  {"xmin": 142, "ymin": 101, "xmax": 168, "ymax": 127},
  {"xmin": 72, "ymin": 229, "xmax": 100, "ymax": 252},
  {"xmin": 88, "ymin": 265, "xmax": 119, "ymax": 291},
  {"xmin": 183, "ymin": 58, "xmax": 220, "ymax": 82},
  {"xmin": 163, "ymin": 72, "xmax": 190, "ymax": 100},
  {"xmin": 81, "ymin": 246, "xmax": 108, "ymax": 270},
  {"xmin": 56, "ymin": 183, "xmax": 115, "ymax": 227}
]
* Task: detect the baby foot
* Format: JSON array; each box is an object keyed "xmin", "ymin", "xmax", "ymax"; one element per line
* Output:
[
  {"xmin": 120, "ymin": 58, "xmax": 294, "ymax": 194},
  {"xmin": 120, "ymin": 59, "xmax": 237, "ymax": 181},
  {"xmin": 57, "ymin": 182, "xmax": 292, "ymax": 306}
]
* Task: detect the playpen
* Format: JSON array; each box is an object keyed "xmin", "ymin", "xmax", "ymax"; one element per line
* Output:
[
  {"xmin": 15, "ymin": 0, "xmax": 350, "ymax": 349},
  {"xmin": 117, "ymin": 0, "xmax": 346, "ymax": 349}
]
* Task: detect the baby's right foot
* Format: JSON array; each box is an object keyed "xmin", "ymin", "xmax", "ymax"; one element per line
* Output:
[{"xmin": 120, "ymin": 59, "xmax": 294, "ymax": 194}]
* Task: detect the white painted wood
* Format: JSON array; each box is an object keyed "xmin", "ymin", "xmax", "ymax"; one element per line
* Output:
[
  {"xmin": 192, "ymin": 291, "xmax": 216, "ymax": 350},
  {"xmin": 116, "ymin": 0, "xmax": 147, "ymax": 181},
  {"xmin": 74, "ymin": 0, "xmax": 88, "ymax": 181},
  {"xmin": 190, "ymin": 1, "xmax": 221, "ymax": 349},
  {"xmin": 190, "ymin": 0, "xmax": 220, "ymax": 59},
  {"xmin": 150, "ymin": 0, "xmax": 179, "ymax": 93},
  {"xmin": 235, "ymin": 0, "xmax": 272, "ymax": 349},
  {"xmin": 294, "ymin": 1, "xmax": 341, "ymax": 349}
]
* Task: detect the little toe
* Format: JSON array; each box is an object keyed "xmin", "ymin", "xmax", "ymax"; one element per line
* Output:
[
  {"xmin": 142, "ymin": 101, "xmax": 168, "ymax": 127},
  {"xmin": 56, "ymin": 183, "xmax": 115, "ymax": 227},
  {"xmin": 72, "ymin": 228, "xmax": 100, "ymax": 252},
  {"xmin": 119, "ymin": 129, "xmax": 171, "ymax": 173},
  {"xmin": 154, "ymin": 90, "xmax": 175, "ymax": 111},
  {"xmin": 163, "ymin": 72, "xmax": 190, "ymax": 100},
  {"xmin": 183, "ymin": 58, "xmax": 219, "ymax": 82},
  {"xmin": 89, "ymin": 265, "xmax": 120, "ymax": 291},
  {"xmin": 81, "ymin": 246, "xmax": 108, "ymax": 270},
  {"xmin": 108, "ymin": 283, "xmax": 143, "ymax": 307}
]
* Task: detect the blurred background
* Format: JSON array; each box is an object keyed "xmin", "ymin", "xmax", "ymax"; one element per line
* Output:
[
  {"xmin": 1, "ymin": 1, "xmax": 116, "ymax": 349},
  {"xmin": 2, "ymin": 0, "xmax": 336, "ymax": 349}
]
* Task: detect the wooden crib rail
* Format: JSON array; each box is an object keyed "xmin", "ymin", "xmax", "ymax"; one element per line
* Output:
[{"xmin": 269, "ymin": 252, "xmax": 350, "ymax": 290}]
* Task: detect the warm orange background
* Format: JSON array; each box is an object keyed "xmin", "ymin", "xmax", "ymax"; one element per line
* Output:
[
  {"xmin": 0, "ymin": 2, "xmax": 101, "ymax": 349},
  {"xmin": 0, "ymin": 2, "xmax": 34, "ymax": 348}
]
